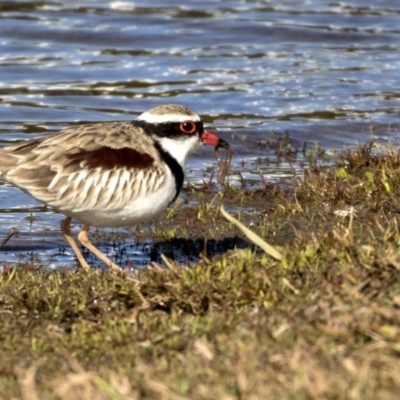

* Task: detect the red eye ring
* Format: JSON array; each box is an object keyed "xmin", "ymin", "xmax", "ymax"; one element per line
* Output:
[{"xmin": 179, "ymin": 121, "xmax": 197, "ymax": 135}]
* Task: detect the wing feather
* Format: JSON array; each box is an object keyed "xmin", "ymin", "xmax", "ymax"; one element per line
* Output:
[{"xmin": 0, "ymin": 121, "xmax": 167, "ymax": 213}]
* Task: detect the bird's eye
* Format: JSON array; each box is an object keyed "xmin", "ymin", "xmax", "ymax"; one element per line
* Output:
[{"xmin": 179, "ymin": 121, "xmax": 197, "ymax": 135}]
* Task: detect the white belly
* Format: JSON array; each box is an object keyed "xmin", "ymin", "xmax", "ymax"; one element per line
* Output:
[{"xmin": 61, "ymin": 171, "xmax": 177, "ymax": 227}]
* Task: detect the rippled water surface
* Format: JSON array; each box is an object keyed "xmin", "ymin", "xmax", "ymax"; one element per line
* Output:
[{"xmin": 1, "ymin": 0, "xmax": 400, "ymax": 268}]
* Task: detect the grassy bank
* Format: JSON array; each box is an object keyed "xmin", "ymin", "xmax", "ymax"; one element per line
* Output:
[{"xmin": 1, "ymin": 142, "xmax": 400, "ymax": 399}]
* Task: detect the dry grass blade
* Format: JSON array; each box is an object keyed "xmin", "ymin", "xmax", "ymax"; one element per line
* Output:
[
  {"xmin": 220, "ymin": 206, "xmax": 283, "ymax": 260},
  {"xmin": 0, "ymin": 227, "xmax": 18, "ymax": 249}
]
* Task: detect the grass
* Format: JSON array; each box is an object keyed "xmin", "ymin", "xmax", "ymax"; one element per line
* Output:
[{"xmin": 1, "ymin": 141, "xmax": 400, "ymax": 399}]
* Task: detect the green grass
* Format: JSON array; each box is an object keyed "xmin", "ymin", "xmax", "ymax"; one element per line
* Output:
[{"xmin": 1, "ymin": 142, "xmax": 400, "ymax": 399}]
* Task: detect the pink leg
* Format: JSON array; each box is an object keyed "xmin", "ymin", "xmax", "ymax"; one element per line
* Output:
[
  {"xmin": 77, "ymin": 223, "xmax": 123, "ymax": 273},
  {"xmin": 60, "ymin": 217, "xmax": 90, "ymax": 270}
]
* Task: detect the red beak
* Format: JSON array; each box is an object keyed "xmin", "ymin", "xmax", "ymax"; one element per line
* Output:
[
  {"xmin": 200, "ymin": 130, "xmax": 229, "ymax": 149},
  {"xmin": 200, "ymin": 130, "xmax": 220, "ymax": 146}
]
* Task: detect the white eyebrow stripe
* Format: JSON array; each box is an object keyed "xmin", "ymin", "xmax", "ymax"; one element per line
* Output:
[{"xmin": 137, "ymin": 112, "xmax": 200, "ymax": 124}]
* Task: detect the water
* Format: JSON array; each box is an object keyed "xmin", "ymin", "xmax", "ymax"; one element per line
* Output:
[{"xmin": 1, "ymin": 0, "xmax": 400, "ymax": 268}]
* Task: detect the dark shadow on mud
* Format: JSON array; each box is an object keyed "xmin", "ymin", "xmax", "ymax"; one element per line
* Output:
[
  {"xmin": 150, "ymin": 237, "xmax": 253, "ymax": 265},
  {"xmin": 83, "ymin": 236, "xmax": 254, "ymax": 269}
]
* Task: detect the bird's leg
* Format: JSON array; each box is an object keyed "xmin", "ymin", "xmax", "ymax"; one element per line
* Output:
[
  {"xmin": 77, "ymin": 223, "xmax": 123, "ymax": 273},
  {"xmin": 60, "ymin": 217, "xmax": 90, "ymax": 270}
]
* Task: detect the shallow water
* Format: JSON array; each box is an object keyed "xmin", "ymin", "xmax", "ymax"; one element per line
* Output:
[{"xmin": 1, "ymin": 0, "xmax": 400, "ymax": 268}]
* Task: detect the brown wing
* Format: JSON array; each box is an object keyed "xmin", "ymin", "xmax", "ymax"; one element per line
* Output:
[{"xmin": 0, "ymin": 122, "xmax": 166, "ymax": 212}]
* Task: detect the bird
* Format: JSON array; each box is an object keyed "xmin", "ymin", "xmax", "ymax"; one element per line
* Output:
[{"xmin": 0, "ymin": 104, "xmax": 229, "ymax": 272}]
